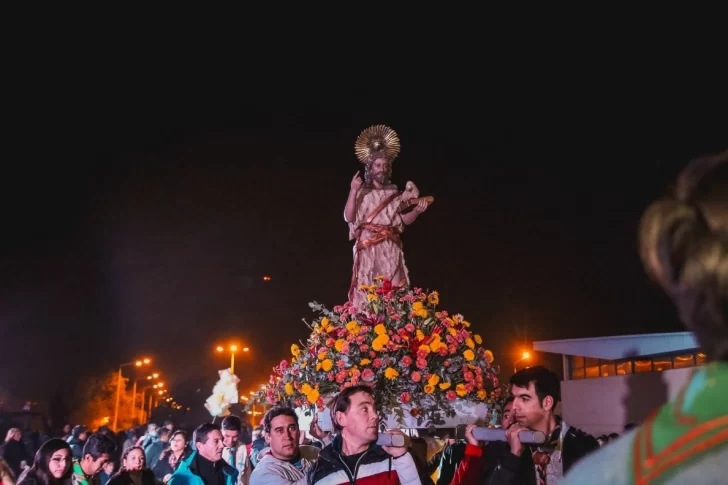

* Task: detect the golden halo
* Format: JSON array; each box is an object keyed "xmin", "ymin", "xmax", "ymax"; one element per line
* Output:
[{"xmin": 354, "ymin": 125, "xmax": 401, "ymax": 163}]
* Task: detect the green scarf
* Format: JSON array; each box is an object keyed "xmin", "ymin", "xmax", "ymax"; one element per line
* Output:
[
  {"xmin": 630, "ymin": 362, "xmax": 728, "ymax": 485},
  {"xmin": 72, "ymin": 460, "xmax": 91, "ymax": 485}
]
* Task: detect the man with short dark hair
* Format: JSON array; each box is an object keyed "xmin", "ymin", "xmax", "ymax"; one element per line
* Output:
[
  {"xmin": 72, "ymin": 433, "xmax": 117, "ymax": 485},
  {"xmin": 168, "ymin": 423, "xmax": 237, "ymax": 485},
  {"xmin": 221, "ymin": 415, "xmax": 249, "ymax": 485},
  {"xmin": 250, "ymin": 406, "xmax": 315, "ymax": 485},
  {"xmin": 490, "ymin": 366, "xmax": 597, "ymax": 484},
  {"xmin": 309, "ymin": 385, "xmax": 421, "ymax": 484}
]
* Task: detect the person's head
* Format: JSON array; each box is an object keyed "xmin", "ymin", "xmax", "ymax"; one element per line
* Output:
[
  {"xmin": 169, "ymin": 430, "xmax": 187, "ymax": 453},
  {"xmin": 63, "ymin": 425, "xmax": 71, "ymax": 435},
  {"xmin": 80, "ymin": 433, "xmax": 117, "ymax": 476},
  {"xmin": 639, "ymin": 150, "xmax": 728, "ymax": 361},
  {"xmin": 4, "ymin": 428, "xmax": 21, "ymax": 443},
  {"xmin": 120, "ymin": 446, "xmax": 145, "ymax": 472},
  {"xmin": 72, "ymin": 425, "xmax": 87, "ymax": 441},
  {"xmin": 355, "ymin": 125, "xmax": 400, "ymax": 187},
  {"xmin": 509, "ymin": 366, "xmax": 561, "ymax": 430},
  {"xmin": 333, "ymin": 385, "xmax": 378, "ymax": 447},
  {"xmin": 221, "ymin": 414, "xmax": 242, "ymax": 448},
  {"xmin": 157, "ymin": 428, "xmax": 170, "ymax": 443},
  {"xmin": 262, "ymin": 407, "xmax": 300, "ymax": 461},
  {"xmin": 29, "ymin": 438, "xmax": 72, "ymax": 483},
  {"xmin": 252, "ymin": 426, "xmax": 263, "ymax": 441},
  {"xmin": 597, "ymin": 435, "xmax": 608, "ymax": 447},
  {"xmin": 163, "ymin": 420, "xmax": 174, "ymax": 431},
  {"xmin": 501, "ymin": 396, "xmax": 515, "ymax": 429},
  {"xmin": 624, "ymin": 422, "xmax": 638, "ymax": 432},
  {"xmin": 365, "ymin": 157, "xmax": 393, "ymax": 186},
  {"xmin": 608, "ymin": 433, "xmax": 620, "ymax": 442},
  {"xmin": 102, "ymin": 462, "xmax": 115, "ymax": 476},
  {"xmin": 146, "ymin": 423, "xmax": 158, "ymax": 436},
  {"xmin": 193, "ymin": 423, "xmax": 223, "ymax": 462}
]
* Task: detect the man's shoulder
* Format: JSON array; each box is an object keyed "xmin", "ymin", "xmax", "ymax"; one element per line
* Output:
[{"xmin": 566, "ymin": 426, "xmax": 599, "ymax": 449}]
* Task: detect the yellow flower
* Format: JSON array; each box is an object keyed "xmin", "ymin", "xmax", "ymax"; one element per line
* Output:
[
  {"xmin": 411, "ymin": 301, "xmax": 428, "ymax": 318},
  {"xmin": 465, "ymin": 338, "xmax": 475, "ymax": 349},
  {"xmin": 427, "ymin": 291, "xmax": 440, "ymax": 305},
  {"xmin": 360, "ymin": 358, "xmax": 371, "ymax": 366},
  {"xmin": 424, "ymin": 385, "xmax": 435, "ymax": 394},
  {"xmin": 367, "ymin": 293, "xmax": 378, "ymax": 301},
  {"xmin": 318, "ymin": 352, "xmax": 327, "ymax": 361},
  {"xmin": 416, "ymin": 330, "xmax": 425, "ymax": 341},
  {"xmin": 418, "ymin": 345, "xmax": 431, "ymax": 355},
  {"xmin": 300, "ymin": 361, "xmax": 307, "ymax": 368},
  {"xmin": 477, "ymin": 389, "xmax": 487, "ymax": 400},
  {"xmin": 439, "ymin": 382, "xmax": 451, "ymax": 390},
  {"xmin": 316, "ymin": 363, "xmax": 321, "ymax": 371},
  {"xmin": 372, "ymin": 334, "xmax": 389, "ymax": 351},
  {"xmin": 429, "ymin": 335, "xmax": 442, "ymax": 353},
  {"xmin": 474, "ymin": 334, "xmax": 483, "ymax": 345},
  {"xmin": 463, "ymin": 349, "xmax": 475, "ymax": 361},
  {"xmin": 291, "ymin": 344, "xmax": 300, "ymax": 357},
  {"xmin": 335, "ymin": 339, "xmax": 345, "ymax": 352},
  {"xmin": 384, "ymin": 367, "xmax": 399, "ymax": 380},
  {"xmin": 448, "ymin": 327, "xmax": 458, "ymax": 336},
  {"xmin": 284, "ymin": 383, "xmax": 294, "ymax": 395},
  {"xmin": 321, "ymin": 359, "xmax": 333, "ymax": 372},
  {"xmin": 374, "ymin": 324, "xmax": 387, "ymax": 336},
  {"xmin": 319, "ymin": 317, "xmax": 329, "ymax": 332},
  {"xmin": 307, "ymin": 389, "xmax": 320, "ymax": 403},
  {"xmin": 301, "ymin": 383, "xmax": 312, "ymax": 395},
  {"xmin": 456, "ymin": 384, "xmax": 468, "ymax": 397},
  {"xmin": 375, "ymin": 275, "xmax": 385, "ymax": 281},
  {"xmin": 428, "ymin": 374, "xmax": 440, "ymax": 386},
  {"xmin": 462, "ymin": 320, "xmax": 471, "ymax": 328},
  {"xmin": 346, "ymin": 321, "xmax": 360, "ymax": 334},
  {"xmin": 485, "ymin": 350, "xmax": 494, "ymax": 362}
]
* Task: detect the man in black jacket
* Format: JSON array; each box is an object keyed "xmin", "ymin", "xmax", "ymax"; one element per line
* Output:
[{"xmin": 491, "ymin": 366, "xmax": 598, "ymax": 485}]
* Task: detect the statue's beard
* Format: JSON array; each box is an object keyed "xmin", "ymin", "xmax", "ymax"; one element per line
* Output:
[{"xmin": 371, "ymin": 171, "xmax": 391, "ymax": 185}]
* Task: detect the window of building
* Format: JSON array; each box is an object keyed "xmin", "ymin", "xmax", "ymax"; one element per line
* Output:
[
  {"xmin": 653, "ymin": 357, "xmax": 673, "ymax": 372},
  {"xmin": 568, "ymin": 350, "xmax": 706, "ymax": 380},
  {"xmin": 616, "ymin": 361, "xmax": 632, "ymax": 375},
  {"xmin": 673, "ymin": 354, "xmax": 695, "ymax": 369},
  {"xmin": 600, "ymin": 362, "xmax": 616, "ymax": 377}
]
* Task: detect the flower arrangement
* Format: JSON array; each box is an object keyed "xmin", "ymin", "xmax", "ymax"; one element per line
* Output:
[{"xmin": 247, "ymin": 277, "xmax": 501, "ymax": 427}]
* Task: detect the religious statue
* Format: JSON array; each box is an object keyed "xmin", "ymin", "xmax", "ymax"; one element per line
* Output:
[{"xmin": 344, "ymin": 125, "xmax": 433, "ymax": 305}]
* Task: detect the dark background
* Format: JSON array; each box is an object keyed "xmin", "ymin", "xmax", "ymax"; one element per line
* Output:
[{"xmin": 2, "ymin": 45, "xmax": 726, "ymax": 423}]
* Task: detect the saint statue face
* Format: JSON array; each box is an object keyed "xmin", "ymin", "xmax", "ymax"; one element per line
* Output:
[{"xmin": 368, "ymin": 157, "xmax": 392, "ymax": 185}]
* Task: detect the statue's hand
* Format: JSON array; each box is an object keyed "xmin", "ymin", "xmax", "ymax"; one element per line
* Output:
[
  {"xmin": 351, "ymin": 171, "xmax": 363, "ymax": 191},
  {"xmin": 413, "ymin": 199, "xmax": 428, "ymax": 214}
]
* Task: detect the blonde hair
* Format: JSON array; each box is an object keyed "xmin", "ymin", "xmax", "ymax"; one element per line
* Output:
[{"xmin": 639, "ymin": 149, "xmax": 728, "ymax": 360}]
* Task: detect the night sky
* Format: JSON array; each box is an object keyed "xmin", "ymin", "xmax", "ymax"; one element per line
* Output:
[{"xmin": 2, "ymin": 67, "xmax": 726, "ymax": 418}]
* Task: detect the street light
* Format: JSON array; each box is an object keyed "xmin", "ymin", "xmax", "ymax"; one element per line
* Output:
[
  {"xmin": 132, "ymin": 372, "xmax": 161, "ymax": 424},
  {"xmin": 114, "ymin": 357, "xmax": 151, "ymax": 431},
  {"xmin": 514, "ymin": 351, "xmax": 531, "ymax": 373},
  {"xmin": 216, "ymin": 344, "xmax": 249, "ymax": 374}
]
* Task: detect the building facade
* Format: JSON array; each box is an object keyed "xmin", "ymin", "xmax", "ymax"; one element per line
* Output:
[{"xmin": 532, "ymin": 332, "xmax": 707, "ymax": 437}]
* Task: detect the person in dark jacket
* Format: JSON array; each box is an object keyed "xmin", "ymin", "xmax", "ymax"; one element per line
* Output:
[
  {"xmin": 1, "ymin": 429, "xmax": 28, "ymax": 477},
  {"xmin": 106, "ymin": 447, "xmax": 155, "ymax": 485},
  {"xmin": 153, "ymin": 431, "xmax": 190, "ymax": 483},
  {"xmin": 488, "ymin": 366, "xmax": 598, "ymax": 484},
  {"xmin": 66, "ymin": 428, "xmax": 87, "ymax": 462},
  {"xmin": 17, "ymin": 438, "xmax": 72, "ymax": 485}
]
